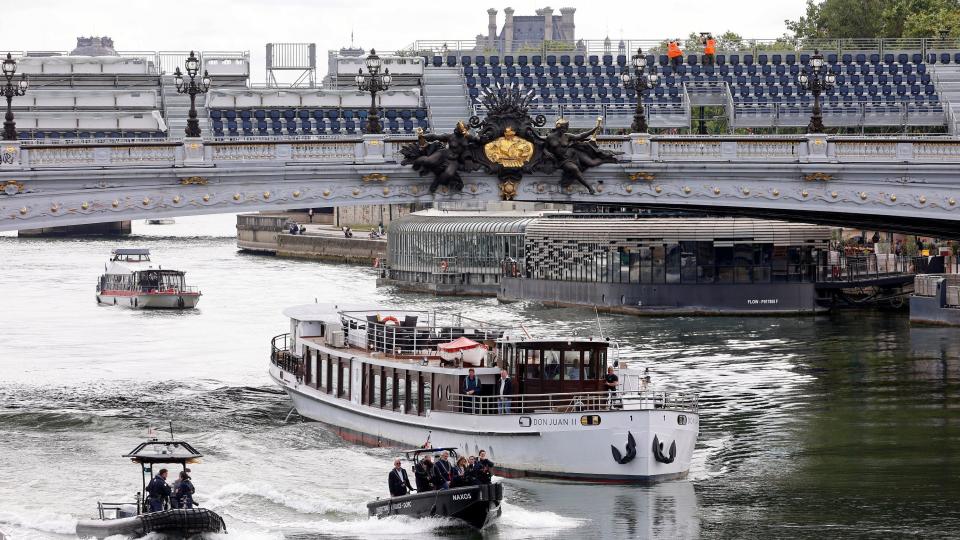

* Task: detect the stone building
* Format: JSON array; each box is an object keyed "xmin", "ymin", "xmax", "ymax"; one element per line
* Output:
[
  {"xmin": 476, "ymin": 7, "xmax": 577, "ymax": 52},
  {"xmin": 70, "ymin": 36, "xmax": 117, "ymax": 56}
]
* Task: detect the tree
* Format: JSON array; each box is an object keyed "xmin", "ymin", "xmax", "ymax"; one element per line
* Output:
[{"xmin": 785, "ymin": 0, "xmax": 960, "ymax": 38}]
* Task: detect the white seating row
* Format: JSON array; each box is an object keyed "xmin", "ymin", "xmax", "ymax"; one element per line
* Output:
[
  {"xmin": 206, "ymin": 88, "xmax": 421, "ymax": 109},
  {"xmin": 18, "ymin": 56, "xmax": 153, "ymax": 75},
  {"xmin": 11, "ymin": 90, "xmax": 158, "ymax": 108},
  {"xmin": 15, "ymin": 111, "xmax": 162, "ymax": 130}
]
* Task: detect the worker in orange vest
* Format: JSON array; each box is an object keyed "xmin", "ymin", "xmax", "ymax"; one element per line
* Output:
[
  {"xmin": 667, "ymin": 40, "xmax": 683, "ymax": 68},
  {"xmin": 703, "ymin": 34, "xmax": 716, "ymax": 65}
]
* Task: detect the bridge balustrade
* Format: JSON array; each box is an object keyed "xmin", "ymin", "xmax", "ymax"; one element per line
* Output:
[{"xmin": 8, "ymin": 134, "xmax": 960, "ymax": 170}]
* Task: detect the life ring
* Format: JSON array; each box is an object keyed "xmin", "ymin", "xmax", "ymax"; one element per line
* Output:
[
  {"xmin": 381, "ymin": 315, "xmax": 399, "ymax": 326},
  {"xmin": 440, "ymin": 260, "xmax": 448, "ymax": 272},
  {"xmin": 373, "ymin": 257, "xmax": 381, "ymax": 268}
]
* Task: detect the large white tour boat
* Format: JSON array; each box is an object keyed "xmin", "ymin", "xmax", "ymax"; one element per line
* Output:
[
  {"xmin": 269, "ymin": 304, "xmax": 700, "ymax": 483},
  {"xmin": 96, "ymin": 248, "xmax": 201, "ymax": 309}
]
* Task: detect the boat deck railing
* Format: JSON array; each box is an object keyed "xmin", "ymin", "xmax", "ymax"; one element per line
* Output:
[
  {"xmin": 271, "ymin": 333, "xmax": 303, "ymax": 376},
  {"xmin": 96, "ymin": 501, "xmax": 138, "ymax": 519},
  {"xmin": 449, "ymin": 390, "xmax": 699, "ymax": 415},
  {"xmin": 339, "ymin": 310, "xmax": 509, "ymax": 357},
  {"xmin": 131, "ymin": 285, "xmax": 201, "ymax": 294}
]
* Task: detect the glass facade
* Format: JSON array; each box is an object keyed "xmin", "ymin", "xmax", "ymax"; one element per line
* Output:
[
  {"xmin": 386, "ymin": 215, "xmax": 537, "ymax": 285},
  {"xmin": 523, "ymin": 217, "xmax": 831, "ymax": 284}
]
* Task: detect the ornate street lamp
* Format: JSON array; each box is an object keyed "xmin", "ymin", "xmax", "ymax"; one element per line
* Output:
[
  {"xmin": 619, "ymin": 48, "xmax": 659, "ymax": 133},
  {"xmin": 798, "ymin": 49, "xmax": 836, "ymax": 134},
  {"xmin": 174, "ymin": 51, "xmax": 211, "ymax": 137},
  {"xmin": 355, "ymin": 49, "xmax": 392, "ymax": 134},
  {"xmin": 2, "ymin": 53, "xmax": 29, "ymax": 141}
]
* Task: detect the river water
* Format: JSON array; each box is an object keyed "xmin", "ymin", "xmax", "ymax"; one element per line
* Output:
[{"xmin": 0, "ymin": 215, "xmax": 958, "ymax": 539}]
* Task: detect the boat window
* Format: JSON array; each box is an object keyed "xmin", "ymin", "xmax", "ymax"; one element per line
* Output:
[
  {"xmin": 563, "ymin": 350, "xmax": 581, "ymax": 380},
  {"xmin": 584, "ymin": 349, "xmax": 598, "ymax": 380},
  {"xmin": 423, "ymin": 380, "xmax": 432, "ymax": 412},
  {"xmin": 544, "ymin": 350, "xmax": 561, "ymax": 381},
  {"xmin": 409, "ymin": 373, "xmax": 419, "ymax": 415},
  {"xmin": 340, "ymin": 360, "xmax": 350, "ymax": 398},
  {"xmin": 385, "ymin": 373, "xmax": 394, "ymax": 409},
  {"xmin": 330, "ymin": 356, "xmax": 339, "ymax": 395},
  {"xmin": 523, "ymin": 348, "xmax": 541, "ymax": 379}
]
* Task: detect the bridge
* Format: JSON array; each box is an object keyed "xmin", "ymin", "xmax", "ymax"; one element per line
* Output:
[{"xmin": 2, "ymin": 133, "xmax": 960, "ymax": 235}]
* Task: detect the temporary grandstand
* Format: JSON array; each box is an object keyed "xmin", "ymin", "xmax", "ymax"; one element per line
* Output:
[{"xmin": 6, "ymin": 35, "xmax": 960, "ymax": 141}]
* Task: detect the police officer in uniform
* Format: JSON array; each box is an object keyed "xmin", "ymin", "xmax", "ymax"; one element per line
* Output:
[{"xmin": 145, "ymin": 468, "xmax": 172, "ymax": 512}]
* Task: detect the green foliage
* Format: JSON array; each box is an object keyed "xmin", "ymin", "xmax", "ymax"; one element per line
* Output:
[{"xmin": 786, "ymin": 0, "xmax": 960, "ymax": 38}]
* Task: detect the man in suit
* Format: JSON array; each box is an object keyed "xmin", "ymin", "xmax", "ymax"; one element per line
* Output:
[
  {"xmin": 413, "ymin": 454, "xmax": 434, "ymax": 492},
  {"xmin": 497, "ymin": 368, "xmax": 513, "ymax": 414},
  {"xmin": 388, "ymin": 458, "xmax": 414, "ymax": 497},
  {"xmin": 432, "ymin": 450, "xmax": 452, "ymax": 489}
]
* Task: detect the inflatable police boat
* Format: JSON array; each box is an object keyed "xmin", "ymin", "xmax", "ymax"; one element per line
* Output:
[
  {"xmin": 366, "ymin": 448, "xmax": 503, "ymax": 529},
  {"xmin": 75, "ymin": 435, "xmax": 226, "ymax": 538}
]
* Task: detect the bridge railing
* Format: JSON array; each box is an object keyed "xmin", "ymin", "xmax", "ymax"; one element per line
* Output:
[{"xmin": 6, "ymin": 133, "xmax": 960, "ymax": 171}]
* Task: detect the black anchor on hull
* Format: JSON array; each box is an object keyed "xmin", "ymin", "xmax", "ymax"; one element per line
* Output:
[
  {"xmin": 652, "ymin": 434, "xmax": 677, "ymax": 464},
  {"xmin": 610, "ymin": 431, "xmax": 637, "ymax": 464}
]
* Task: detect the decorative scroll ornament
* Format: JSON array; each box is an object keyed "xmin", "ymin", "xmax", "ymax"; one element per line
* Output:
[
  {"xmin": 361, "ymin": 172, "xmax": 389, "ymax": 182},
  {"xmin": 400, "ymin": 84, "xmax": 620, "ymax": 194},
  {"xmin": 804, "ymin": 172, "xmax": 832, "ymax": 182},
  {"xmin": 180, "ymin": 176, "xmax": 209, "ymax": 185},
  {"xmin": 484, "ymin": 127, "xmax": 534, "ymax": 168},
  {"xmin": 628, "ymin": 172, "xmax": 655, "ymax": 182},
  {"xmin": 2, "ymin": 180, "xmax": 25, "ymax": 196}
]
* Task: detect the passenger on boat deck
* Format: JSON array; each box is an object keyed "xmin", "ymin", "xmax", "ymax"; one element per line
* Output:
[
  {"xmin": 475, "ymin": 450, "xmax": 494, "ymax": 484},
  {"xmin": 413, "ymin": 454, "xmax": 434, "ymax": 492},
  {"xmin": 605, "ymin": 367, "xmax": 620, "ymax": 409},
  {"xmin": 389, "ymin": 458, "xmax": 415, "ymax": 497},
  {"xmin": 145, "ymin": 468, "xmax": 171, "ymax": 512},
  {"xmin": 498, "ymin": 369, "xmax": 513, "ymax": 414},
  {"xmin": 463, "ymin": 368, "xmax": 480, "ymax": 413},
  {"xmin": 450, "ymin": 457, "xmax": 470, "ymax": 488},
  {"xmin": 432, "ymin": 451, "xmax": 452, "ymax": 489},
  {"xmin": 465, "ymin": 456, "xmax": 478, "ymax": 485},
  {"xmin": 173, "ymin": 470, "xmax": 195, "ymax": 509}
]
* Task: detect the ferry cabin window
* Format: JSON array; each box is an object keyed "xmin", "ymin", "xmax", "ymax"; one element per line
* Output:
[
  {"xmin": 523, "ymin": 348, "xmax": 541, "ymax": 379},
  {"xmin": 544, "ymin": 351, "xmax": 561, "ymax": 381},
  {"xmin": 319, "ymin": 353, "xmax": 327, "ymax": 390},
  {"xmin": 339, "ymin": 359, "xmax": 350, "ymax": 398},
  {"xmin": 563, "ymin": 350, "xmax": 581, "ymax": 381},
  {"xmin": 329, "ymin": 355, "xmax": 338, "ymax": 394},
  {"xmin": 423, "ymin": 378, "xmax": 432, "ymax": 412},
  {"xmin": 385, "ymin": 372, "xmax": 394, "ymax": 410}
]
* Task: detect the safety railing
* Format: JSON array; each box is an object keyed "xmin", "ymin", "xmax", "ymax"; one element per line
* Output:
[
  {"xmin": 270, "ymin": 333, "xmax": 303, "ymax": 375},
  {"xmin": 817, "ymin": 254, "xmax": 923, "ymax": 282},
  {"xmin": 96, "ymin": 501, "xmax": 138, "ymax": 519},
  {"xmin": 339, "ymin": 310, "xmax": 508, "ymax": 357},
  {"xmin": 405, "ymin": 37, "xmax": 960, "ymax": 61},
  {"xmin": 449, "ymin": 390, "xmax": 699, "ymax": 415}
]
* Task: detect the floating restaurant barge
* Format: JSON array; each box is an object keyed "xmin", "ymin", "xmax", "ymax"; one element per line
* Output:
[
  {"xmin": 380, "ymin": 214, "xmax": 838, "ymax": 314},
  {"xmin": 269, "ymin": 304, "xmax": 699, "ymax": 482}
]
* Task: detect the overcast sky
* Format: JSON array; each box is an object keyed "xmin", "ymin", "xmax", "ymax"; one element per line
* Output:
[{"xmin": 6, "ymin": 0, "xmax": 809, "ymax": 82}]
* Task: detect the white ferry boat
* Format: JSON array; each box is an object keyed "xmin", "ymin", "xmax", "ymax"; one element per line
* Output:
[
  {"xmin": 96, "ymin": 248, "xmax": 201, "ymax": 309},
  {"xmin": 269, "ymin": 304, "xmax": 700, "ymax": 483}
]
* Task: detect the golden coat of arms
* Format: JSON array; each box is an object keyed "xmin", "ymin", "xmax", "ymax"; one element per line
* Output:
[{"xmin": 484, "ymin": 127, "xmax": 534, "ymax": 168}]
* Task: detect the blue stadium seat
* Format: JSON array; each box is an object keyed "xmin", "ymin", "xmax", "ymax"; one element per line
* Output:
[
  {"xmin": 462, "ymin": 55, "xmax": 472, "ymax": 66},
  {"xmin": 476, "ymin": 55, "xmax": 485, "ymax": 66},
  {"xmin": 490, "ymin": 55, "xmax": 500, "ymax": 66},
  {"xmin": 447, "ymin": 55, "xmax": 456, "ymax": 67},
  {"xmin": 518, "ymin": 55, "xmax": 528, "ymax": 66}
]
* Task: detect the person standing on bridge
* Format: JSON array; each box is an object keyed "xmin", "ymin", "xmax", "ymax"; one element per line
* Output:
[
  {"xmin": 703, "ymin": 34, "xmax": 716, "ymax": 65},
  {"xmin": 668, "ymin": 39, "xmax": 683, "ymax": 68}
]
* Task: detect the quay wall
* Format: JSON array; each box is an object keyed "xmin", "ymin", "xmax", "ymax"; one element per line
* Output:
[
  {"xmin": 276, "ymin": 234, "xmax": 385, "ymax": 264},
  {"xmin": 237, "ymin": 213, "xmax": 385, "ymax": 263},
  {"xmin": 499, "ymin": 278, "xmax": 823, "ymax": 315}
]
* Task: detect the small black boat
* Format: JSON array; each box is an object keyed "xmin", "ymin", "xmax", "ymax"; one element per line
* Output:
[
  {"xmin": 76, "ymin": 431, "xmax": 227, "ymax": 538},
  {"xmin": 366, "ymin": 448, "xmax": 503, "ymax": 529}
]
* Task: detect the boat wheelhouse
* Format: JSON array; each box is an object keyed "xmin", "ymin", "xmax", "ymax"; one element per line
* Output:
[
  {"xmin": 270, "ymin": 304, "xmax": 700, "ymax": 483},
  {"xmin": 96, "ymin": 248, "xmax": 201, "ymax": 309}
]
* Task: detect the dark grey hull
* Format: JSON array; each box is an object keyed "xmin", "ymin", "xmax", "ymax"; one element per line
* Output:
[
  {"xmin": 910, "ymin": 295, "xmax": 960, "ymax": 326},
  {"xmin": 367, "ymin": 484, "xmax": 503, "ymax": 529},
  {"xmin": 76, "ymin": 508, "xmax": 226, "ymax": 539},
  {"xmin": 499, "ymin": 278, "xmax": 823, "ymax": 315}
]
